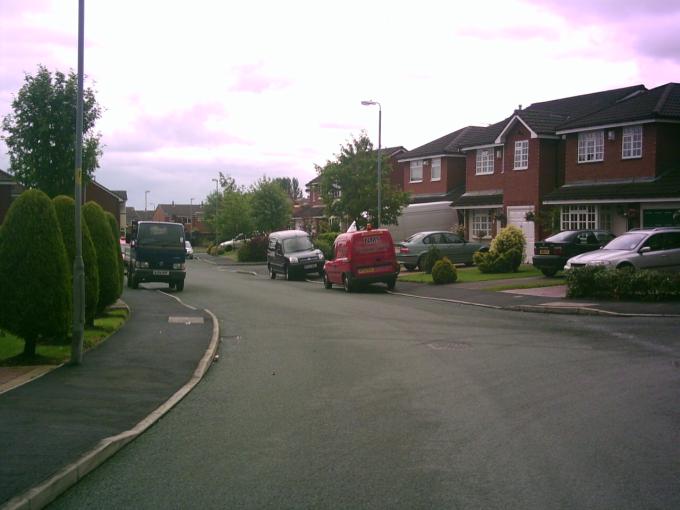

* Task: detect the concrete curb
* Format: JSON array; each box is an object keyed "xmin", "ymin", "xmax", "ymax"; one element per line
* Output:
[
  {"xmin": 2, "ymin": 301, "xmax": 220, "ymax": 510},
  {"xmin": 389, "ymin": 290, "xmax": 504, "ymax": 310},
  {"xmin": 509, "ymin": 304, "xmax": 680, "ymax": 318}
]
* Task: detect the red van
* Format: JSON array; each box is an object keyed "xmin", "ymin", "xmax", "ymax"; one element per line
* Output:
[{"xmin": 323, "ymin": 227, "xmax": 400, "ymax": 292}]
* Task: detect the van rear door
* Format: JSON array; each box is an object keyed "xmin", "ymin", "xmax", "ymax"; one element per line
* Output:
[{"xmin": 351, "ymin": 230, "xmax": 396, "ymax": 276}]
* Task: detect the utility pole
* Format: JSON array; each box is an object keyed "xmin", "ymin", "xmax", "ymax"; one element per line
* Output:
[
  {"xmin": 70, "ymin": 0, "xmax": 85, "ymax": 365},
  {"xmin": 212, "ymin": 178, "xmax": 219, "ymax": 245}
]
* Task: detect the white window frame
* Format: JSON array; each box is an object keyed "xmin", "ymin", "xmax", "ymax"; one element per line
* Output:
[
  {"xmin": 475, "ymin": 149, "xmax": 494, "ymax": 175},
  {"xmin": 513, "ymin": 140, "xmax": 528, "ymax": 170},
  {"xmin": 471, "ymin": 210, "xmax": 491, "ymax": 239},
  {"xmin": 430, "ymin": 158, "xmax": 441, "ymax": 181},
  {"xmin": 560, "ymin": 205, "xmax": 615, "ymax": 231},
  {"xmin": 622, "ymin": 125, "xmax": 643, "ymax": 159},
  {"xmin": 577, "ymin": 131, "xmax": 604, "ymax": 163},
  {"xmin": 409, "ymin": 160, "xmax": 423, "ymax": 183}
]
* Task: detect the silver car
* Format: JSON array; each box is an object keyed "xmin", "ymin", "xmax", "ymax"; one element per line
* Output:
[
  {"xmin": 395, "ymin": 231, "xmax": 488, "ymax": 270},
  {"xmin": 564, "ymin": 227, "xmax": 680, "ymax": 271}
]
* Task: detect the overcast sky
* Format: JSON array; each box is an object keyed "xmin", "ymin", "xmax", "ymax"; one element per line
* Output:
[{"xmin": 1, "ymin": 0, "xmax": 679, "ymax": 210}]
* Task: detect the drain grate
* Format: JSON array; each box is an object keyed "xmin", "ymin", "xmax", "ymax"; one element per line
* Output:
[{"xmin": 168, "ymin": 316, "xmax": 204, "ymax": 325}]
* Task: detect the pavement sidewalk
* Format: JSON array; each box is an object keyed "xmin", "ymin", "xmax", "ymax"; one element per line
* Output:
[{"xmin": 0, "ymin": 288, "xmax": 219, "ymax": 509}]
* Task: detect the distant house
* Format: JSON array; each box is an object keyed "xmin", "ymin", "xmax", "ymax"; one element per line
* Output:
[
  {"xmin": 0, "ymin": 169, "xmax": 25, "ymax": 225},
  {"xmin": 152, "ymin": 202, "xmax": 209, "ymax": 242}
]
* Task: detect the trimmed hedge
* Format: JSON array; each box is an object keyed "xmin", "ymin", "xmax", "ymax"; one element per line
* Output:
[
  {"xmin": 106, "ymin": 212, "xmax": 124, "ymax": 295},
  {"xmin": 83, "ymin": 202, "xmax": 121, "ymax": 312},
  {"xmin": 566, "ymin": 266, "xmax": 680, "ymax": 301},
  {"xmin": 432, "ymin": 257, "xmax": 458, "ymax": 284},
  {"xmin": 237, "ymin": 235, "xmax": 268, "ymax": 262},
  {"xmin": 313, "ymin": 239, "xmax": 333, "ymax": 260},
  {"xmin": 421, "ymin": 246, "xmax": 443, "ymax": 274},
  {"xmin": 53, "ymin": 195, "xmax": 100, "ymax": 326},
  {"xmin": 0, "ymin": 189, "xmax": 71, "ymax": 356},
  {"xmin": 474, "ymin": 225, "xmax": 525, "ymax": 273}
]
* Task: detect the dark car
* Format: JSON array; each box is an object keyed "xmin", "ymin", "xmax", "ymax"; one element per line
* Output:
[
  {"xmin": 267, "ymin": 230, "xmax": 325, "ymax": 280},
  {"xmin": 395, "ymin": 231, "xmax": 488, "ymax": 271},
  {"xmin": 533, "ymin": 229, "xmax": 614, "ymax": 277}
]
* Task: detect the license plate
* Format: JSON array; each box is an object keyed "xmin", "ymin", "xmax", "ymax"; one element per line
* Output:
[
  {"xmin": 153, "ymin": 270, "xmax": 170, "ymax": 276},
  {"xmin": 358, "ymin": 267, "xmax": 376, "ymax": 274},
  {"xmin": 304, "ymin": 264, "xmax": 316, "ymax": 269},
  {"xmin": 539, "ymin": 249, "xmax": 550, "ymax": 255}
]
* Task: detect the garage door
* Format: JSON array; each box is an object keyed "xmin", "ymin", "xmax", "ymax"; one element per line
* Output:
[{"xmin": 507, "ymin": 205, "xmax": 535, "ymax": 262}]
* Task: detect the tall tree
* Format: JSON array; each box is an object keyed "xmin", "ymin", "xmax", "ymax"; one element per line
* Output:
[
  {"xmin": 250, "ymin": 177, "xmax": 293, "ymax": 233},
  {"xmin": 218, "ymin": 190, "xmax": 254, "ymax": 240},
  {"xmin": 1, "ymin": 65, "xmax": 102, "ymax": 197},
  {"xmin": 273, "ymin": 177, "xmax": 303, "ymax": 201},
  {"xmin": 318, "ymin": 133, "xmax": 409, "ymax": 228}
]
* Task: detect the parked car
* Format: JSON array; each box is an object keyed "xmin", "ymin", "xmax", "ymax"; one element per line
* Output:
[
  {"xmin": 564, "ymin": 227, "xmax": 680, "ymax": 271},
  {"xmin": 323, "ymin": 228, "xmax": 400, "ymax": 292},
  {"xmin": 219, "ymin": 233, "xmax": 248, "ymax": 251},
  {"xmin": 120, "ymin": 238, "xmax": 130, "ymax": 264},
  {"xmin": 532, "ymin": 229, "xmax": 614, "ymax": 277},
  {"xmin": 127, "ymin": 221, "xmax": 187, "ymax": 291},
  {"xmin": 185, "ymin": 240, "xmax": 194, "ymax": 259},
  {"xmin": 395, "ymin": 231, "xmax": 487, "ymax": 271},
  {"xmin": 267, "ymin": 230, "xmax": 325, "ymax": 280}
]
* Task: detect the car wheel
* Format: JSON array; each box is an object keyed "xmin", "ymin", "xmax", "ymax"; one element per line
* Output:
[
  {"xmin": 416, "ymin": 256, "xmax": 425, "ymax": 272},
  {"xmin": 269, "ymin": 265, "xmax": 276, "ymax": 279},
  {"xmin": 343, "ymin": 273, "xmax": 353, "ymax": 293},
  {"xmin": 464, "ymin": 260, "xmax": 474, "ymax": 267},
  {"xmin": 403, "ymin": 264, "xmax": 416, "ymax": 271},
  {"xmin": 617, "ymin": 262, "xmax": 635, "ymax": 271},
  {"xmin": 169, "ymin": 282, "xmax": 176, "ymax": 290},
  {"xmin": 541, "ymin": 268, "xmax": 558, "ymax": 277},
  {"xmin": 386, "ymin": 277, "xmax": 396, "ymax": 291},
  {"xmin": 176, "ymin": 280, "xmax": 184, "ymax": 291},
  {"xmin": 323, "ymin": 271, "xmax": 332, "ymax": 289}
]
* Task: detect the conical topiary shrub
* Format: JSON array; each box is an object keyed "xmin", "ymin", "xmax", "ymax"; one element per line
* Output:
[
  {"xmin": 53, "ymin": 195, "xmax": 100, "ymax": 326},
  {"xmin": 0, "ymin": 189, "xmax": 71, "ymax": 357},
  {"xmin": 83, "ymin": 201, "xmax": 120, "ymax": 313},
  {"xmin": 105, "ymin": 211, "xmax": 124, "ymax": 297}
]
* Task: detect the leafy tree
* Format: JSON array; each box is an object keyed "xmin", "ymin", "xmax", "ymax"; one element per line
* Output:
[
  {"xmin": 218, "ymin": 190, "xmax": 254, "ymax": 240},
  {"xmin": 1, "ymin": 65, "xmax": 103, "ymax": 198},
  {"xmin": 53, "ymin": 195, "xmax": 100, "ymax": 326},
  {"xmin": 83, "ymin": 202, "xmax": 120, "ymax": 312},
  {"xmin": 273, "ymin": 177, "xmax": 303, "ymax": 201},
  {"xmin": 0, "ymin": 189, "xmax": 71, "ymax": 357},
  {"xmin": 105, "ymin": 212, "xmax": 124, "ymax": 296},
  {"xmin": 317, "ymin": 133, "xmax": 409, "ymax": 228},
  {"xmin": 250, "ymin": 177, "xmax": 293, "ymax": 233}
]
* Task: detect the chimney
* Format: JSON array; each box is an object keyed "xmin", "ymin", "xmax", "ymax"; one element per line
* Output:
[{"xmin": 172, "ymin": 200, "xmax": 174, "ymax": 206}]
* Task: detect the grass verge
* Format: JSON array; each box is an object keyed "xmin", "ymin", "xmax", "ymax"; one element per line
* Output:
[
  {"xmin": 0, "ymin": 308, "xmax": 129, "ymax": 366},
  {"xmin": 484, "ymin": 280, "xmax": 566, "ymax": 292},
  {"xmin": 399, "ymin": 264, "xmax": 542, "ymax": 284}
]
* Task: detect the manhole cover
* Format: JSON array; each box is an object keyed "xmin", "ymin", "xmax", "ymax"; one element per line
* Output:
[{"xmin": 168, "ymin": 316, "xmax": 204, "ymax": 325}]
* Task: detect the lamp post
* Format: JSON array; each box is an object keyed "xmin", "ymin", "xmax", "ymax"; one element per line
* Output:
[
  {"xmin": 361, "ymin": 100, "xmax": 382, "ymax": 227},
  {"xmin": 189, "ymin": 197, "xmax": 195, "ymax": 240},
  {"xmin": 212, "ymin": 178, "xmax": 219, "ymax": 245},
  {"xmin": 70, "ymin": 0, "xmax": 85, "ymax": 365},
  {"xmin": 144, "ymin": 190, "xmax": 150, "ymax": 213}
]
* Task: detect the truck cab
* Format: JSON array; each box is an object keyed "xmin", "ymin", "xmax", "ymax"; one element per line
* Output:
[{"xmin": 127, "ymin": 221, "xmax": 187, "ymax": 291}]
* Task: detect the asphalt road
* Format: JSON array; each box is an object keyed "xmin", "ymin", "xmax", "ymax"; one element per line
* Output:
[{"xmin": 50, "ymin": 259, "xmax": 680, "ymax": 509}]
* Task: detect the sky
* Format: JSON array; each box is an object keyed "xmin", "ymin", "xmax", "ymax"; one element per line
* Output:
[{"xmin": 1, "ymin": 0, "xmax": 679, "ymax": 210}]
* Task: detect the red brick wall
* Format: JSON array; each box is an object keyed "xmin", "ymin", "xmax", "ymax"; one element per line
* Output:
[
  {"xmin": 563, "ymin": 124, "xmax": 657, "ymax": 182},
  {"xmin": 85, "ymin": 183, "xmax": 120, "ymax": 228},
  {"xmin": 655, "ymin": 123, "xmax": 680, "ymax": 172},
  {"xmin": 465, "ymin": 148, "xmax": 503, "ymax": 192},
  {"xmin": 402, "ymin": 156, "xmax": 466, "ymax": 194},
  {"xmin": 502, "ymin": 125, "xmax": 540, "ymax": 208}
]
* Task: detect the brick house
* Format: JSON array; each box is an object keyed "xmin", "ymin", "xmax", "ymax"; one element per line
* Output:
[
  {"xmin": 152, "ymin": 202, "xmax": 210, "ymax": 242},
  {"xmin": 544, "ymin": 82, "xmax": 680, "ymax": 233},
  {"xmin": 0, "ymin": 169, "xmax": 24, "ymax": 225},
  {"xmin": 452, "ymin": 84, "xmax": 649, "ymax": 259},
  {"xmin": 391, "ymin": 126, "xmax": 487, "ymax": 240}
]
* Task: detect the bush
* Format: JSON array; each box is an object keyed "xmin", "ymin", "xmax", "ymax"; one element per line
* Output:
[
  {"xmin": 0, "ymin": 189, "xmax": 71, "ymax": 356},
  {"xmin": 313, "ymin": 239, "xmax": 333, "ymax": 260},
  {"xmin": 421, "ymin": 246, "xmax": 443, "ymax": 274},
  {"xmin": 431, "ymin": 257, "xmax": 458, "ymax": 284},
  {"xmin": 83, "ymin": 202, "xmax": 121, "ymax": 312},
  {"xmin": 317, "ymin": 232, "xmax": 340, "ymax": 245},
  {"xmin": 237, "ymin": 235, "xmax": 267, "ymax": 262},
  {"xmin": 105, "ymin": 212, "xmax": 124, "ymax": 296},
  {"xmin": 566, "ymin": 267, "xmax": 680, "ymax": 301},
  {"xmin": 473, "ymin": 226, "xmax": 525, "ymax": 273},
  {"xmin": 53, "ymin": 195, "xmax": 100, "ymax": 326}
]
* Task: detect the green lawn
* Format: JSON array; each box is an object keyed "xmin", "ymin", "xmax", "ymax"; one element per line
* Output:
[
  {"xmin": 0, "ymin": 308, "xmax": 128, "ymax": 365},
  {"xmin": 398, "ymin": 264, "xmax": 543, "ymax": 284}
]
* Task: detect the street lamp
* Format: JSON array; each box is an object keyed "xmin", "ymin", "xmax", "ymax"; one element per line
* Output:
[
  {"xmin": 212, "ymin": 178, "xmax": 219, "ymax": 245},
  {"xmin": 144, "ymin": 190, "xmax": 150, "ymax": 213},
  {"xmin": 361, "ymin": 99, "xmax": 382, "ymax": 227},
  {"xmin": 189, "ymin": 197, "xmax": 195, "ymax": 240}
]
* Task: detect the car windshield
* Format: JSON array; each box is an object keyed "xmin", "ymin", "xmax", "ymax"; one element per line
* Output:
[
  {"xmin": 283, "ymin": 236, "xmax": 313, "ymax": 252},
  {"xmin": 137, "ymin": 223, "xmax": 184, "ymax": 247},
  {"xmin": 545, "ymin": 231, "xmax": 578, "ymax": 242},
  {"xmin": 602, "ymin": 233, "xmax": 646, "ymax": 250}
]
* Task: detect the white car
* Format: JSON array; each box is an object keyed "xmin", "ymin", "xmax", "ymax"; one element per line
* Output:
[
  {"xmin": 219, "ymin": 233, "xmax": 247, "ymax": 251},
  {"xmin": 185, "ymin": 240, "xmax": 194, "ymax": 259}
]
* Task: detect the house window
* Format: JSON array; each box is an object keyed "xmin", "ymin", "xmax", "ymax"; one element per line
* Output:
[
  {"xmin": 410, "ymin": 160, "xmax": 423, "ymax": 182},
  {"xmin": 577, "ymin": 131, "xmax": 604, "ymax": 163},
  {"xmin": 622, "ymin": 125, "xmax": 643, "ymax": 159},
  {"xmin": 513, "ymin": 140, "xmax": 528, "ymax": 170},
  {"xmin": 560, "ymin": 205, "xmax": 597, "ymax": 230},
  {"xmin": 430, "ymin": 158, "xmax": 441, "ymax": 181},
  {"xmin": 475, "ymin": 149, "xmax": 494, "ymax": 175},
  {"xmin": 471, "ymin": 210, "xmax": 491, "ymax": 238}
]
